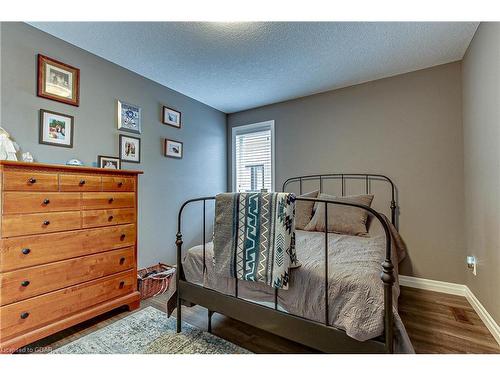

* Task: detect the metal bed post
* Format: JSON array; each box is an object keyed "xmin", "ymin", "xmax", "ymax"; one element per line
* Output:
[
  {"xmin": 203, "ymin": 200, "xmax": 206, "ymax": 274},
  {"xmin": 175, "ymin": 231, "xmax": 183, "ymax": 333},
  {"xmin": 381, "ymin": 226, "xmax": 395, "ymax": 353},
  {"xmin": 324, "ymin": 202, "xmax": 329, "ymax": 325}
]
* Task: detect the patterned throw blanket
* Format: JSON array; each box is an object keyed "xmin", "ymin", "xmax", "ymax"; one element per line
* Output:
[{"xmin": 213, "ymin": 192, "xmax": 299, "ymax": 289}]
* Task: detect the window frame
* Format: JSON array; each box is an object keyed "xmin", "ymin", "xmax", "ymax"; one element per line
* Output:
[{"xmin": 231, "ymin": 120, "xmax": 275, "ymax": 193}]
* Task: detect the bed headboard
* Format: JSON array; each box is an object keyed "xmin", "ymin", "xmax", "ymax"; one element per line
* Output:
[{"xmin": 282, "ymin": 173, "xmax": 398, "ymax": 227}]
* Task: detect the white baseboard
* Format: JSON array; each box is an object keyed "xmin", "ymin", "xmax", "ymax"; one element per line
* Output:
[
  {"xmin": 399, "ymin": 275, "xmax": 500, "ymax": 346},
  {"xmin": 463, "ymin": 286, "xmax": 500, "ymax": 346},
  {"xmin": 399, "ymin": 275, "xmax": 466, "ymax": 296}
]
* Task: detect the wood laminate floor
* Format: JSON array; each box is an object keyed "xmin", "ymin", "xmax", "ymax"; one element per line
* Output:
[{"xmin": 18, "ymin": 286, "xmax": 500, "ymax": 354}]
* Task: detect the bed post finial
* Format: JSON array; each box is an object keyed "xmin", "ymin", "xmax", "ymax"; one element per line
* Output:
[
  {"xmin": 381, "ymin": 259, "xmax": 395, "ymax": 353},
  {"xmin": 176, "ymin": 232, "xmax": 183, "ymax": 333},
  {"xmin": 176, "ymin": 232, "xmax": 183, "ymax": 247}
]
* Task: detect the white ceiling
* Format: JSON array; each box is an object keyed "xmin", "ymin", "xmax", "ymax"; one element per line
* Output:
[{"xmin": 30, "ymin": 22, "xmax": 478, "ymax": 113}]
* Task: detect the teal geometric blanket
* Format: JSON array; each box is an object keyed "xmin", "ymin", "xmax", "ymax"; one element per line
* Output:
[{"xmin": 213, "ymin": 192, "xmax": 298, "ymax": 289}]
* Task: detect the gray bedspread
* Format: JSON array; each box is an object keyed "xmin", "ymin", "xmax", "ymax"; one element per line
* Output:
[{"xmin": 182, "ymin": 227, "xmax": 414, "ymax": 353}]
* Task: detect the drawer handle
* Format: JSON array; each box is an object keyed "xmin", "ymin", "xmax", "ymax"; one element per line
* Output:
[
  {"xmin": 79, "ymin": 179, "xmax": 86, "ymax": 186},
  {"xmin": 119, "ymin": 281, "xmax": 125, "ymax": 288},
  {"xmin": 21, "ymin": 280, "xmax": 30, "ymax": 287},
  {"xmin": 108, "ymin": 215, "xmax": 114, "ymax": 221},
  {"xmin": 20, "ymin": 312, "xmax": 30, "ymax": 319},
  {"xmin": 119, "ymin": 257, "xmax": 125, "ymax": 265},
  {"xmin": 28, "ymin": 177, "xmax": 37, "ymax": 184},
  {"xmin": 22, "ymin": 248, "xmax": 31, "ymax": 255},
  {"xmin": 43, "ymin": 220, "xmax": 50, "ymax": 226},
  {"xmin": 120, "ymin": 234, "xmax": 126, "ymax": 240},
  {"xmin": 43, "ymin": 198, "xmax": 50, "ymax": 205},
  {"xmin": 118, "ymin": 182, "xmax": 123, "ymax": 187},
  {"xmin": 108, "ymin": 198, "xmax": 114, "ymax": 203}
]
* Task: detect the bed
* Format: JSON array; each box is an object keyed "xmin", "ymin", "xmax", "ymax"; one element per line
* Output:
[{"xmin": 172, "ymin": 173, "xmax": 414, "ymax": 353}]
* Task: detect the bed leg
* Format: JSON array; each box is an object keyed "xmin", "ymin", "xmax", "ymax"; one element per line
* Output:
[
  {"xmin": 207, "ymin": 310, "xmax": 214, "ymax": 333},
  {"xmin": 176, "ymin": 299, "xmax": 182, "ymax": 333}
]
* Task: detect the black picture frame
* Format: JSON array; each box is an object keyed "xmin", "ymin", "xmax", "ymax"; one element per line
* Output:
[
  {"xmin": 119, "ymin": 134, "xmax": 141, "ymax": 164},
  {"xmin": 39, "ymin": 109, "xmax": 74, "ymax": 148},
  {"xmin": 164, "ymin": 138, "xmax": 183, "ymax": 159},
  {"xmin": 162, "ymin": 106, "xmax": 182, "ymax": 128}
]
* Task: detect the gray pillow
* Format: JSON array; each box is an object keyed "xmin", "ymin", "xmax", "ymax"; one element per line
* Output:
[
  {"xmin": 294, "ymin": 190, "xmax": 319, "ymax": 230},
  {"xmin": 304, "ymin": 193, "xmax": 374, "ymax": 235}
]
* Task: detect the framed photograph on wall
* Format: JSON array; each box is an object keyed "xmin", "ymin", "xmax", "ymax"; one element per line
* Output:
[
  {"xmin": 37, "ymin": 54, "xmax": 80, "ymax": 106},
  {"xmin": 39, "ymin": 109, "xmax": 74, "ymax": 148},
  {"xmin": 164, "ymin": 138, "xmax": 183, "ymax": 159},
  {"xmin": 162, "ymin": 106, "xmax": 181, "ymax": 128},
  {"xmin": 119, "ymin": 134, "xmax": 141, "ymax": 163},
  {"xmin": 118, "ymin": 100, "xmax": 142, "ymax": 134},
  {"xmin": 97, "ymin": 155, "xmax": 121, "ymax": 169}
]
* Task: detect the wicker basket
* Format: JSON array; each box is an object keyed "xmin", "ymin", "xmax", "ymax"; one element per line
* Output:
[{"xmin": 137, "ymin": 263, "xmax": 175, "ymax": 300}]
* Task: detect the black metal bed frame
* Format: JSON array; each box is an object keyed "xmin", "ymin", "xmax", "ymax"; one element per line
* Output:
[{"xmin": 175, "ymin": 173, "xmax": 397, "ymax": 353}]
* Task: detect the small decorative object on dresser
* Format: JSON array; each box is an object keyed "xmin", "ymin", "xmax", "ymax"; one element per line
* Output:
[
  {"xmin": 118, "ymin": 100, "xmax": 142, "ymax": 134},
  {"xmin": 39, "ymin": 109, "xmax": 74, "ymax": 148},
  {"xmin": 164, "ymin": 139, "xmax": 183, "ymax": 159},
  {"xmin": 98, "ymin": 155, "xmax": 121, "ymax": 169},
  {"xmin": 162, "ymin": 106, "xmax": 181, "ymax": 128},
  {"xmin": 119, "ymin": 135, "xmax": 141, "ymax": 163},
  {"xmin": 37, "ymin": 54, "xmax": 80, "ymax": 107},
  {"xmin": 66, "ymin": 159, "xmax": 84, "ymax": 166},
  {"xmin": 21, "ymin": 152, "xmax": 34, "ymax": 163},
  {"xmin": 0, "ymin": 160, "xmax": 142, "ymax": 353}
]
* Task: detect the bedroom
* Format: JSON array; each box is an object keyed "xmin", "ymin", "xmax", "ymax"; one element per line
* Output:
[{"xmin": 0, "ymin": 0, "xmax": 499, "ymax": 372}]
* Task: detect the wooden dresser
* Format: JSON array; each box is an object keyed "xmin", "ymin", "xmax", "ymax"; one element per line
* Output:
[{"xmin": 0, "ymin": 161, "xmax": 142, "ymax": 353}]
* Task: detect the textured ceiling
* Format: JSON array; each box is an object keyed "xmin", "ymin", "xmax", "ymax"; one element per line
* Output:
[{"xmin": 29, "ymin": 22, "xmax": 478, "ymax": 113}]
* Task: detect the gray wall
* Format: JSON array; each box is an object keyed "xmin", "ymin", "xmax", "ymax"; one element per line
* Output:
[
  {"xmin": 462, "ymin": 23, "xmax": 500, "ymax": 323},
  {"xmin": 228, "ymin": 62, "xmax": 465, "ymax": 283},
  {"xmin": 0, "ymin": 22, "xmax": 227, "ymax": 268}
]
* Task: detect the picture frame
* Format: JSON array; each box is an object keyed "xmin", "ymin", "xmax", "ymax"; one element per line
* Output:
[
  {"xmin": 162, "ymin": 106, "xmax": 181, "ymax": 128},
  {"xmin": 118, "ymin": 100, "xmax": 142, "ymax": 134},
  {"xmin": 39, "ymin": 109, "xmax": 74, "ymax": 148},
  {"xmin": 164, "ymin": 138, "xmax": 183, "ymax": 159},
  {"xmin": 97, "ymin": 155, "xmax": 121, "ymax": 170},
  {"xmin": 119, "ymin": 134, "xmax": 141, "ymax": 163},
  {"xmin": 37, "ymin": 54, "xmax": 80, "ymax": 107}
]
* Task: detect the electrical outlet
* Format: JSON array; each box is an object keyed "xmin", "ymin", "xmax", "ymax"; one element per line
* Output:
[{"xmin": 467, "ymin": 255, "xmax": 477, "ymax": 276}]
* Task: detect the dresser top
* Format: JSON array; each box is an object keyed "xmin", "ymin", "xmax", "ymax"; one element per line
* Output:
[{"xmin": 0, "ymin": 160, "xmax": 143, "ymax": 175}]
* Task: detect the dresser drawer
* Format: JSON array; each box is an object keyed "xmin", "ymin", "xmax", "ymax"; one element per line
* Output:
[
  {"xmin": 3, "ymin": 171, "xmax": 58, "ymax": 191},
  {"xmin": 81, "ymin": 192, "xmax": 135, "ymax": 210},
  {"xmin": 102, "ymin": 176, "xmax": 135, "ymax": 192},
  {"xmin": 0, "ymin": 247, "xmax": 135, "ymax": 306},
  {"xmin": 82, "ymin": 208, "xmax": 135, "ymax": 228},
  {"xmin": 60, "ymin": 174, "xmax": 101, "ymax": 191},
  {"xmin": 0, "ymin": 224, "xmax": 136, "ymax": 272},
  {"xmin": 3, "ymin": 192, "xmax": 81, "ymax": 214},
  {"xmin": 2, "ymin": 212, "xmax": 81, "ymax": 237},
  {"xmin": 0, "ymin": 270, "xmax": 135, "ymax": 340}
]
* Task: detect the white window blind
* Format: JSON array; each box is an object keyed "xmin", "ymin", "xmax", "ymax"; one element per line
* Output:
[{"xmin": 233, "ymin": 122, "xmax": 274, "ymax": 193}]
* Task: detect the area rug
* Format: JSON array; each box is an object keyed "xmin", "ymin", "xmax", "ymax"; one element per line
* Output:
[{"xmin": 51, "ymin": 306, "xmax": 250, "ymax": 354}]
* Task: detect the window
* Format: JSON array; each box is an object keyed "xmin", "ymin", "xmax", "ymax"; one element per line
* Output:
[{"xmin": 232, "ymin": 121, "xmax": 275, "ymax": 192}]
